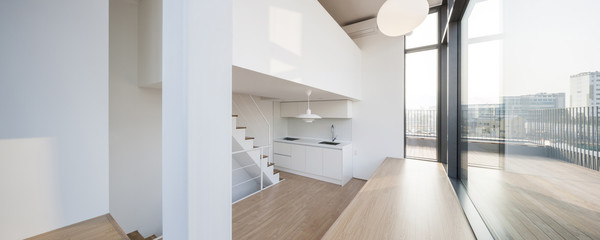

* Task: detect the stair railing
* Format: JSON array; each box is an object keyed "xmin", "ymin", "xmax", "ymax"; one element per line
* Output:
[
  {"xmin": 231, "ymin": 95, "xmax": 273, "ymax": 203},
  {"xmin": 232, "ymin": 146, "xmax": 268, "ymax": 203},
  {"xmin": 232, "ymin": 95, "xmax": 272, "ymax": 160},
  {"xmin": 249, "ymin": 95, "xmax": 272, "ymax": 162}
]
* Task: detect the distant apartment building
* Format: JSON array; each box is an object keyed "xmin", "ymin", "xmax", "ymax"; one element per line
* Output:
[
  {"xmin": 503, "ymin": 92, "xmax": 565, "ymax": 120},
  {"xmin": 502, "ymin": 93, "xmax": 566, "ymax": 139},
  {"xmin": 503, "ymin": 92, "xmax": 566, "ymax": 109},
  {"xmin": 462, "ymin": 93, "xmax": 566, "ymax": 140},
  {"xmin": 570, "ymin": 71, "xmax": 600, "ymax": 107}
]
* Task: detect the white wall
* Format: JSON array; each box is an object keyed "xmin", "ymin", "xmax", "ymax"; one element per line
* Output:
[
  {"xmin": 352, "ymin": 33, "xmax": 405, "ymax": 180},
  {"xmin": 0, "ymin": 1, "xmax": 109, "ymax": 239},
  {"xmin": 162, "ymin": 0, "xmax": 232, "ymax": 239},
  {"xmin": 273, "ymin": 102, "xmax": 289, "ymax": 138},
  {"xmin": 138, "ymin": 0, "xmax": 162, "ymax": 88},
  {"xmin": 287, "ymin": 118, "xmax": 352, "ymax": 141},
  {"xmin": 233, "ymin": 0, "xmax": 362, "ymax": 100},
  {"xmin": 109, "ymin": 0, "xmax": 162, "ymax": 237}
]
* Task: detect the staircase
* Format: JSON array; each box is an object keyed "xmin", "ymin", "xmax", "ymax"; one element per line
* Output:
[
  {"xmin": 232, "ymin": 115, "xmax": 281, "ymax": 203},
  {"xmin": 127, "ymin": 230, "xmax": 159, "ymax": 240}
]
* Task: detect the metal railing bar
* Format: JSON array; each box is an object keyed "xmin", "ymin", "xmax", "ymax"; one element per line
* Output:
[
  {"xmin": 232, "ymin": 146, "xmax": 269, "ymax": 155},
  {"xmin": 249, "ymin": 95, "xmax": 272, "ymax": 162},
  {"xmin": 232, "ymin": 176, "xmax": 261, "ymax": 188},
  {"xmin": 232, "ymin": 163, "xmax": 259, "ymax": 172},
  {"xmin": 407, "ymin": 107, "xmax": 600, "ymax": 171}
]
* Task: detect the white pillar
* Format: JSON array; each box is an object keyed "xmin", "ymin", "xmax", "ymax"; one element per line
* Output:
[{"xmin": 162, "ymin": 0, "xmax": 232, "ymax": 239}]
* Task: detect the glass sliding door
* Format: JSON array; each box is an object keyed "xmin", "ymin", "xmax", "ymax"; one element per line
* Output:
[
  {"xmin": 405, "ymin": 12, "xmax": 439, "ymax": 161},
  {"xmin": 460, "ymin": 0, "xmax": 600, "ymax": 238}
]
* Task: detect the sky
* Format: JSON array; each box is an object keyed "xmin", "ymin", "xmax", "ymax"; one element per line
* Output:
[
  {"xmin": 406, "ymin": 0, "xmax": 600, "ymax": 109},
  {"xmin": 405, "ymin": 13, "xmax": 438, "ymax": 110}
]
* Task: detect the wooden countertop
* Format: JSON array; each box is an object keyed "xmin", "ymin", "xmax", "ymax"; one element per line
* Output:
[{"xmin": 322, "ymin": 158, "xmax": 475, "ymax": 240}]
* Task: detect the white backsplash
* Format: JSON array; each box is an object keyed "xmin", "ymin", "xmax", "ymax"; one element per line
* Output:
[{"xmin": 286, "ymin": 118, "xmax": 352, "ymax": 141}]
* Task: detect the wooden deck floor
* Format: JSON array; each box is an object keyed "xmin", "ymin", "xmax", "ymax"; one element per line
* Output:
[
  {"xmin": 409, "ymin": 144, "xmax": 600, "ymax": 239},
  {"xmin": 323, "ymin": 158, "xmax": 475, "ymax": 240},
  {"xmin": 406, "ymin": 137, "xmax": 438, "ymax": 160},
  {"xmin": 467, "ymin": 153, "xmax": 600, "ymax": 240},
  {"xmin": 232, "ymin": 172, "xmax": 366, "ymax": 240}
]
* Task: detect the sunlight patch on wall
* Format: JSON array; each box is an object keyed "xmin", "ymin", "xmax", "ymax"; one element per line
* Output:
[{"xmin": 0, "ymin": 137, "xmax": 62, "ymax": 239}]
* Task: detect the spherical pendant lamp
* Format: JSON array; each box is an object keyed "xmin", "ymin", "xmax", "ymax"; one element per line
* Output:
[{"xmin": 377, "ymin": 0, "xmax": 429, "ymax": 37}]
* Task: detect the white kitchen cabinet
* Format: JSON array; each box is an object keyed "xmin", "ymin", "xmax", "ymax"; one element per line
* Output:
[
  {"xmin": 291, "ymin": 144, "xmax": 306, "ymax": 172},
  {"xmin": 274, "ymin": 142, "xmax": 293, "ymax": 169},
  {"xmin": 322, "ymin": 148, "xmax": 342, "ymax": 180},
  {"xmin": 310, "ymin": 100, "xmax": 353, "ymax": 118},
  {"xmin": 274, "ymin": 141, "xmax": 353, "ymax": 186},
  {"xmin": 280, "ymin": 100, "xmax": 352, "ymax": 118},
  {"xmin": 305, "ymin": 147, "xmax": 323, "ymax": 175},
  {"xmin": 274, "ymin": 154, "xmax": 292, "ymax": 169},
  {"xmin": 274, "ymin": 142, "xmax": 292, "ymax": 156}
]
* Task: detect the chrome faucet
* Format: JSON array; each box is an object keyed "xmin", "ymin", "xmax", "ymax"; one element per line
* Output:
[{"xmin": 331, "ymin": 124, "xmax": 337, "ymax": 142}]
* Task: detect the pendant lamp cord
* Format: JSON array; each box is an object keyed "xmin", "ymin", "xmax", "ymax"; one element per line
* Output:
[{"xmin": 306, "ymin": 89, "xmax": 313, "ymax": 111}]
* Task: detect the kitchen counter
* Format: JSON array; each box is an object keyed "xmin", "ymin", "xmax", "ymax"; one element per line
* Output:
[
  {"xmin": 274, "ymin": 137, "xmax": 351, "ymax": 150},
  {"xmin": 273, "ymin": 137, "xmax": 353, "ymax": 186}
]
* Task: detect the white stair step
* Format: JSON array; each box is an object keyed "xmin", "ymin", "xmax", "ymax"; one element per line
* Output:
[
  {"xmin": 240, "ymin": 139, "xmax": 254, "ymax": 150},
  {"xmin": 232, "ymin": 128, "xmax": 246, "ymax": 141},
  {"xmin": 232, "ymin": 116, "xmax": 237, "ymax": 131}
]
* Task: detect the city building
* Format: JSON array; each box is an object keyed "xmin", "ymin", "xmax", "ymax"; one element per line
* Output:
[
  {"xmin": 503, "ymin": 92, "xmax": 565, "ymax": 111},
  {"xmin": 570, "ymin": 71, "xmax": 600, "ymax": 107},
  {"xmin": 503, "ymin": 92, "xmax": 566, "ymax": 120},
  {"xmin": 460, "ymin": 92, "xmax": 567, "ymax": 140}
]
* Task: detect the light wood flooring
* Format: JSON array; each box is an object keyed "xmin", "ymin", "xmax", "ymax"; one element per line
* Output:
[
  {"xmin": 323, "ymin": 158, "xmax": 476, "ymax": 240},
  {"xmin": 26, "ymin": 214, "xmax": 128, "ymax": 240},
  {"xmin": 232, "ymin": 172, "xmax": 366, "ymax": 240}
]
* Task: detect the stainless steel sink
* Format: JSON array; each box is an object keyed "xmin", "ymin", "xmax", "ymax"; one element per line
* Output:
[
  {"xmin": 319, "ymin": 141, "xmax": 340, "ymax": 145},
  {"xmin": 283, "ymin": 137, "xmax": 299, "ymax": 141}
]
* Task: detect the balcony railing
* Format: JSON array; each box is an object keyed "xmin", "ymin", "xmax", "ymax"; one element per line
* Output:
[
  {"xmin": 407, "ymin": 107, "xmax": 600, "ymax": 171},
  {"xmin": 406, "ymin": 109, "xmax": 437, "ymax": 138}
]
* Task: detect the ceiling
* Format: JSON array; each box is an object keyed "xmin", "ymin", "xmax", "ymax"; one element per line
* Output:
[
  {"xmin": 233, "ymin": 66, "xmax": 356, "ymax": 102},
  {"xmin": 318, "ymin": 0, "xmax": 444, "ymax": 27}
]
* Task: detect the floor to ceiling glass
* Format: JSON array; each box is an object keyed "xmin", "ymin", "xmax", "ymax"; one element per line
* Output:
[
  {"xmin": 405, "ymin": 12, "xmax": 439, "ymax": 161},
  {"xmin": 460, "ymin": 0, "xmax": 600, "ymax": 238}
]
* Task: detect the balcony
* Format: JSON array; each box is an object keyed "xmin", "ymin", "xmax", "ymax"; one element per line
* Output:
[
  {"xmin": 407, "ymin": 107, "xmax": 600, "ymax": 171},
  {"xmin": 407, "ymin": 107, "xmax": 600, "ymax": 239}
]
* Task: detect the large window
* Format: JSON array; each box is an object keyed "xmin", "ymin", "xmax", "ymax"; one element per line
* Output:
[
  {"xmin": 460, "ymin": 0, "xmax": 600, "ymax": 238},
  {"xmin": 405, "ymin": 12, "xmax": 439, "ymax": 160}
]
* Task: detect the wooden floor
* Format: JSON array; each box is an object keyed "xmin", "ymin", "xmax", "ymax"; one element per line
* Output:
[
  {"xmin": 232, "ymin": 172, "xmax": 366, "ymax": 240},
  {"xmin": 26, "ymin": 214, "xmax": 128, "ymax": 240},
  {"xmin": 467, "ymin": 153, "xmax": 600, "ymax": 240},
  {"xmin": 323, "ymin": 158, "xmax": 476, "ymax": 240}
]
